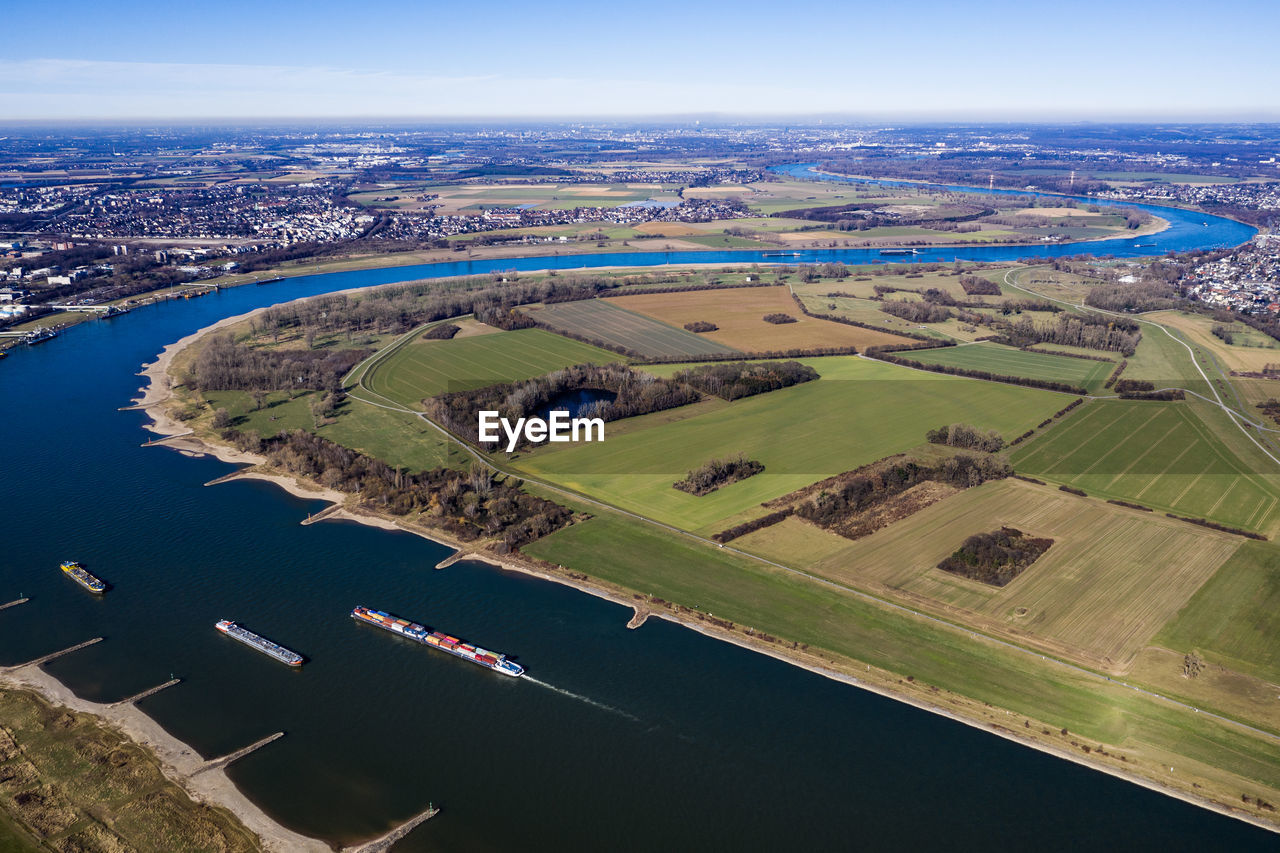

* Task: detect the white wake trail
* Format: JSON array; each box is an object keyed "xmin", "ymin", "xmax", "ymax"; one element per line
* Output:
[{"xmin": 523, "ymin": 677, "xmax": 640, "ymax": 722}]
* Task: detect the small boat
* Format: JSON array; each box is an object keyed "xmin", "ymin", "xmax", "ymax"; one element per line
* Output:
[{"xmin": 25, "ymin": 329, "xmax": 59, "ymax": 345}]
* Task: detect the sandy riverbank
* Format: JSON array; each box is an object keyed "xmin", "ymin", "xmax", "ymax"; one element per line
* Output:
[
  {"xmin": 0, "ymin": 665, "xmax": 328, "ymax": 852},
  {"xmin": 125, "ymin": 281, "xmax": 1280, "ymax": 839}
]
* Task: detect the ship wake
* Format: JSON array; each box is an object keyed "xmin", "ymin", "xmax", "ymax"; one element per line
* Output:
[{"xmin": 523, "ymin": 677, "xmax": 640, "ymax": 722}]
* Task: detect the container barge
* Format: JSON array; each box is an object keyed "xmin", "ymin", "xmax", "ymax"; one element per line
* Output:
[
  {"xmin": 60, "ymin": 561, "xmax": 106, "ymax": 594},
  {"xmin": 351, "ymin": 606, "xmax": 524, "ymax": 677},
  {"xmin": 215, "ymin": 620, "xmax": 304, "ymax": 666}
]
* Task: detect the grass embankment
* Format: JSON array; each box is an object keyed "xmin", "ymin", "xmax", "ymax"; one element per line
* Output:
[
  {"xmin": 523, "ymin": 510, "xmax": 1280, "ymax": 817},
  {"xmin": 0, "ymin": 688, "xmax": 261, "ymax": 852}
]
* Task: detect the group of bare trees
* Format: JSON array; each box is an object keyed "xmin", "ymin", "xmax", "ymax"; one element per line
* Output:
[
  {"xmin": 425, "ymin": 364, "xmax": 699, "ymax": 453},
  {"xmin": 926, "ymin": 423, "xmax": 1005, "ymax": 453},
  {"xmin": 796, "ymin": 454, "xmax": 1012, "ymax": 537},
  {"xmin": 995, "ymin": 314, "xmax": 1142, "ymax": 356},
  {"xmin": 189, "ymin": 334, "xmax": 368, "ymax": 393},
  {"xmin": 223, "ymin": 428, "xmax": 572, "ymax": 549},
  {"xmin": 672, "ymin": 360, "xmax": 818, "ymax": 401},
  {"xmin": 937, "ymin": 527, "xmax": 1053, "ymax": 587},
  {"xmin": 673, "ymin": 456, "xmax": 765, "ymax": 496}
]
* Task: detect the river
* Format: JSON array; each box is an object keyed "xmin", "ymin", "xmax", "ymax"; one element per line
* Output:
[{"xmin": 0, "ymin": 171, "xmax": 1271, "ymax": 850}]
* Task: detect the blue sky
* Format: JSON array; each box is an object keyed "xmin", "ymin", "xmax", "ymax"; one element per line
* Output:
[{"xmin": 1, "ymin": 0, "xmax": 1276, "ymax": 120}]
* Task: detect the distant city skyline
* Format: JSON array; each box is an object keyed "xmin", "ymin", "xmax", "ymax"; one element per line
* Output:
[{"xmin": 2, "ymin": 0, "xmax": 1277, "ymax": 120}]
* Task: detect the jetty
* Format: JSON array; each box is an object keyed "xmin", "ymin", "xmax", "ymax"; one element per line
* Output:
[
  {"xmin": 434, "ymin": 552, "xmax": 468, "ymax": 569},
  {"xmin": 193, "ymin": 731, "xmax": 285, "ymax": 776},
  {"xmin": 301, "ymin": 505, "xmax": 341, "ymax": 525},
  {"xmin": 110, "ymin": 678, "xmax": 181, "ymax": 708},
  {"xmin": 343, "ymin": 805, "xmax": 440, "ymax": 853},
  {"xmin": 3, "ymin": 637, "xmax": 103, "ymax": 672},
  {"xmin": 141, "ymin": 431, "xmax": 193, "ymax": 447}
]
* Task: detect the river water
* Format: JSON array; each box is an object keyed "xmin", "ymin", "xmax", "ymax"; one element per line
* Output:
[{"xmin": 0, "ymin": 172, "xmax": 1271, "ymax": 850}]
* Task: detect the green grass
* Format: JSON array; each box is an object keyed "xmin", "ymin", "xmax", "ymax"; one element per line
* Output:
[
  {"xmin": 320, "ymin": 399, "xmax": 459, "ymax": 472},
  {"xmin": 1012, "ymin": 399, "xmax": 1280, "ymax": 534},
  {"xmin": 1125, "ymin": 322, "xmax": 1211, "ymax": 397},
  {"xmin": 899, "ymin": 342, "xmax": 1115, "ymax": 392},
  {"xmin": 203, "ymin": 391, "xmax": 315, "ymax": 437},
  {"xmin": 516, "ymin": 356, "xmax": 1065, "ymax": 533},
  {"xmin": 529, "ymin": 300, "xmax": 739, "ymax": 360},
  {"xmin": 1157, "ymin": 539, "xmax": 1280, "ymax": 684},
  {"xmin": 678, "ymin": 234, "xmax": 769, "ymax": 248},
  {"xmin": 202, "ymin": 388, "xmax": 459, "ymax": 471},
  {"xmin": 523, "ymin": 512, "xmax": 1280, "ymax": 793},
  {"xmin": 365, "ymin": 328, "xmax": 621, "ymax": 407}
]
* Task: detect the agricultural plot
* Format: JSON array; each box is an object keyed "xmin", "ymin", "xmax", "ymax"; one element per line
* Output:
[
  {"xmin": 605, "ymin": 286, "xmax": 911, "ymax": 352},
  {"xmin": 364, "ymin": 327, "xmax": 620, "ymax": 406},
  {"xmin": 1012, "ymin": 400, "xmax": 1280, "ymax": 534},
  {"xmin": 416, "ymin": 183, "xmax": 678, "ymax": 215},
  {"xmin": 790, "ymin": 478, "xmax": 1241, "ymax": 667},
  {"xmin": 528, "ymin": 300, "xmax": 739, "ymax": 359},
  {"xmin": 516, "ymin": 356, "xmax": 1064, "ymax": 533},
  {"xmin": 1156, "ymin": 540, "xmax": 1280, "ymax": 685},
  {"xmin": 900, "ymin": 342, "xmax": 1115, "ymax": 392},
  {"xmin": 1148, "ymin": 310, "xmax": 1280, "ymax": 374}
]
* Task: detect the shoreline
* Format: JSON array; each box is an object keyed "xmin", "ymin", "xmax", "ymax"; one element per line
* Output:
[
  {"xmin": 131, "ymin": 304, "xmax": 1280, "ymax": 837},
  {"xmin": 0, "ymin": 666, "xmax": 328, "ymax": 852},
  {"xmin": 806, "ymin": 166, "xmax": 1242, "ymax": 238}
]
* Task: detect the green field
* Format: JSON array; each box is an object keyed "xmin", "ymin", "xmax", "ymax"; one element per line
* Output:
[
  {"xmin": 1012, "ymin": 399, "xmax": 1280, "ymax": 533},
  {"xmin": 528, "ymin": 300, "xmax": 739, "ymax": 359},
  {"xmin": 899, "ymin": 342, "xmax": 1115, "ymax": 391},
  {"xmin": 364, "ymin": 327, "xmax": 620, "ymax": 407},
  {"xmin": 524, "ymin": 511, "xmax": 1280, "ymax": 794},
  {"xmin": 203, "ymin": 389, "xmax": 457, "ymax": 471},
  {"xmin": 1156, "ymin": 540, "xmax": 1280, "ymax": 684},
  {"xmin": 517, "ymin": 356, "xmax": 1065, "ymax": 533}
]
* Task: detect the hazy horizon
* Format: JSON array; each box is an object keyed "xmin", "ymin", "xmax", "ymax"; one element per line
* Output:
[{"xmin": 3, "ymin": 0, "xmax": 1277, "ymax": 122}]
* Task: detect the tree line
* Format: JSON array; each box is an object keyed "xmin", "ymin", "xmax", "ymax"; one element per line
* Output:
[
  {"xmin": 222, "ymin": 428, "xmax": 573, "ymax": 549},
  {"xmin": 425, "ymin": 364, "xmax": 699, "ymax": 453},
  {"xmin": 992, "ymin": 314, "xmax": 1141, "ymax": 356},
  {"xmin": 796, "ymin": 454, "xmax": 1012, "ymax": 538},
  {"xmin": 188, "ymin": 334, "xmax": 368, "ymax": 393},
  {"xmin": 672, "ymin": 360, "xmax": 818, "ymax": 400}
]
